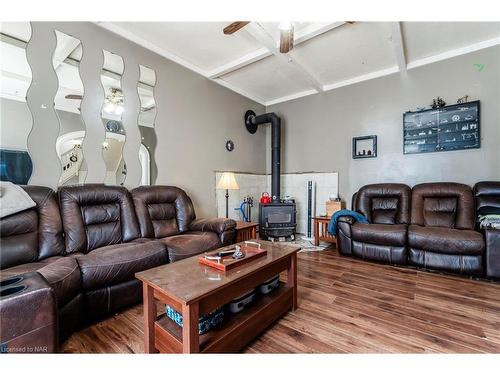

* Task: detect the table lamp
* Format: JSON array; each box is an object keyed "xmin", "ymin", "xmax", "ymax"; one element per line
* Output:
[{"xmin": 217, "ymin": 172, "xmax": 239, "ymax": 218}]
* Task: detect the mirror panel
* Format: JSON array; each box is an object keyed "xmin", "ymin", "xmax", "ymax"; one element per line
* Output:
[
  {"xmin": 0, "ymin": 22, "xmax": 33, "ymax": 184},
  {"xmin": 53, "ymin": 30, "xmax": 86, "ymax": 186},
  {"xmin": 101, "ymin": 50, "xmax": 126, "ymax": 185},
  {"xmin": 138, "ymin": 65, "xmax": 157, "ymax": 185}
]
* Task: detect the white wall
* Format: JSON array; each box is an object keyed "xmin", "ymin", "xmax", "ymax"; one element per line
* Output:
[
  {"xmin": 215, "ymin": 171, "xmax": 339, "ymax": 234},
  {"xmin": 267, "ymin": 46, "xmax": 500, "ymax": 207}
]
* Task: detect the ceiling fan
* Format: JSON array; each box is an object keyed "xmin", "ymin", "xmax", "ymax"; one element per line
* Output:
[
  {"xmin": 223, "ymin": 21, "xmax": 356, "ymax": 54},
  {"xmin": 223, "ymin": 21, "xmax": 295, "ymax": 53}
]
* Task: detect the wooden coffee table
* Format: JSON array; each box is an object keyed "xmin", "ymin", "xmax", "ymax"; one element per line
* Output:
[{"xmin": 135, "ymin": 239, "xmax": 300, "ymax": 353}]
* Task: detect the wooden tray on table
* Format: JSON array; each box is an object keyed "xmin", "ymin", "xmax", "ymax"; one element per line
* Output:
[{"xmin": 198, "ymin": 241, "xmax": 267, "ymax": 271}]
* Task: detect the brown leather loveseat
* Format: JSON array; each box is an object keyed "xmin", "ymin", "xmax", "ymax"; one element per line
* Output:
[
  {"xmin": 0, "ymin": 184, "xmax": 235, "ymax": 352},
  {"xmin": 338, "ymin": 182, "xmax": 495, "ymax": 279}
]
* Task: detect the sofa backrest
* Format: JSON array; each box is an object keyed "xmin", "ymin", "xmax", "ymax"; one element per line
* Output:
[
  {"xmin": 0, "ymin": 186, "xmax": 64, "ymax": 270},
  {"xmin": 354, "ymin": 183, "xmax": 411, "ymax": 225},
  {"xmin": 474, "ymin": 181, "xmax": 500, "ymax": 217},
  {"xmin": 131, "ymin": 186, "xmax": 196, "ymax": 238},
  {"xmin": 411, "ymin": 182, "xmax": 475, "ymax": 230},
  {"xmin": 58, "ymin": 184, "xmax": 140, "ymax": 253}
]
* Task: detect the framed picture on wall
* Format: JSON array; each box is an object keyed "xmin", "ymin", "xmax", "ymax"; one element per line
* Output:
[{"xmin": 352, "ymin": 135, "xmax": 377, "ymax": 159}]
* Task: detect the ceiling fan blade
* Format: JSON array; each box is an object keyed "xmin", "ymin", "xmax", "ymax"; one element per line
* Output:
[
  {"xmin": 279, "ymin": 26, "xmax": 294, "ymax": 53},
  {"xmin": 65, "ymin": 94, "xmax": 83, "ymax": 100},
  {"xmin": 223, "ymin": 21, "xmax": 250, "ymax": 35}
]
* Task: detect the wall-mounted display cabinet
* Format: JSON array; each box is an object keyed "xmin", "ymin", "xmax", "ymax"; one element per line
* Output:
[{"xmin": 403, "ymin": 101, "xmax": 480, "ymax": 154}]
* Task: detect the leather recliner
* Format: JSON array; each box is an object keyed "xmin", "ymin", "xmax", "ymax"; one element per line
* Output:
[
  {"xmin": 131, "ymin": 186, "xmax": 236, "ymax": 262},
  {"xmin": 58, "ymin": 184, "xmax": 170, "ymax": 321},
  {"xmin": 408, "ymin": 183, "xmax": 485, "ymax": 275},
  {"xmin": 337, "ymin": 183, "xmax": 411, "ymax": 265},
  {"xmin": 0, "ymin": 186, "xmax": 83, "ymax": 343},
  {"xmin": 0, "ymin": 184, "xmax": 237, "ymax": 352},
  {"xmin": 474, "ymin": 181, "xmax": 500, "ymax": 278}
]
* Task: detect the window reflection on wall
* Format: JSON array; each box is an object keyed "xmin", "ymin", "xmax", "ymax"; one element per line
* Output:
[{"xmin": 0, "ymin": 22, "xmax": 33, "ymax": 184}]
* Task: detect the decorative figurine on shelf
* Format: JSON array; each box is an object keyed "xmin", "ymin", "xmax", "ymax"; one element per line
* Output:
[
  {"xmin": 457, "ymin": 95, "xmax": 469, "ymax": 104},
  {"xmin": 431, "ymin": 97, "xmax": 446, "ymax": 109}
]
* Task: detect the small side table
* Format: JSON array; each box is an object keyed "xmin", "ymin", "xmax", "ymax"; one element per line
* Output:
[
  {"xmin": 235, "ymin": 221, "xmax": 259, "ymax": 242},
  {"xmin": 313, "ymin": 216, "xmax": 337, "ymax": 247}
]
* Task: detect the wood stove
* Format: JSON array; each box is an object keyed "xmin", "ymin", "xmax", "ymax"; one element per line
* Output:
[
  {"xmin": 259, "ymin": 202, "xmax": 296, "ymax": 240},
  {"xmin": 245, "ymin": 110, "xmax": 297, "ymax": 241}
]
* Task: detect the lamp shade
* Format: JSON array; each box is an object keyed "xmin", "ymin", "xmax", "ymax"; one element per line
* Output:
[{"xmin": 217, "ymin": 172, "xmax": 239, "ymax": 190}]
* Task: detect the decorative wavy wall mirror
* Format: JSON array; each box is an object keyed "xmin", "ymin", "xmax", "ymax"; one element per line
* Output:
[
  {"xmin": 100, "ymin": 50, "xmax": 126, "ymax": 185},
  {"xmin": 53, "ymin": 30, "xmax": 86, "ymax": 185},
  {"xmin": 1, "ymin": 23, "xmax": 155, "ymax": 188},
  {"xmin": 0, "ymin": 22, "xmax": 33, "ymax": 184},
  {"xmin": 138, "ymin": 64, "xmax": 157, "ymax": 185}
]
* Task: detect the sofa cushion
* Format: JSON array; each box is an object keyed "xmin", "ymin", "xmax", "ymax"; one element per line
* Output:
[
  {"xmin": 0, "ymin": 186, "xmax": 65, "ymax": 270},
  {"xmin": 58, "ymin": 185, "xmax": 141, "ymax": 254},
  {"xmin": 1, "ymin": 256, "xmax": 81, "ymax": 306},
  {"xmin": 77, "ymin": 239, "xmax": 168, "ymax": 290},
  {"xmin": 351, "ymin": 223, "xmax": 407, "ymax": 246},
  {"xmin": 354, "ymin": 184, "xmax": 411, "ymax": 225},
  {"xmin": 408, "ymin": 225, "xmax": 485, "ymax": 255},
  {"xmin": 131, "ymin": 186, "xmax": 196, "ymax": 238},
  {"xmin": 411, "ymin": 183, "xmax": 475, "ymax": 230},
  {"xmin": 160, "ymin": 231, "xmax": 221, "ymax": 262}
]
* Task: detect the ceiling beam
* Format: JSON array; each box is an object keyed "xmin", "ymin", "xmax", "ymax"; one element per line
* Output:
[
  {"xmin": 209, "ymin": 22, "xmax": 346, "ymax": 79},
  {"xmin": 244, "ymin": 22, "xmax": 324, "ymax": 92},
  {"xmin": 53, "ymin": 37, "xmax": 81, "ymax": 70},
  {"xmin": 406, "ymin": 36, "xmax": 500, "ymax": 70},
  {"xmin": 208, "ymin": 48, "xmax": 271, "ymax": 78},
  {"xmin": 293, "ymin": 22, "xmax": 345, "ymax": 45},
  {"xmin": 0, "ymin": 32, "xmax": 27, "ymax": 48},
  {"xmin": 390, "ymin": 22, "xmax": 407, "ymax": 72}
]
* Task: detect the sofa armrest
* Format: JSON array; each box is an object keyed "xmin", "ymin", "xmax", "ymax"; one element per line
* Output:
[
  {"xmin": 485, "ymin": 229, "xmax": 500, "ymax": 279},
  {"xmin": 0, "ymin": 272, "xmax": 58, "ymax": 353},
  {"xmin": 189, "ymin": 218, "xmax": 237, "ymax": 246},
  {"xmin": 336, "ymin": 216, "xmax": 354, "ymax": 256}
]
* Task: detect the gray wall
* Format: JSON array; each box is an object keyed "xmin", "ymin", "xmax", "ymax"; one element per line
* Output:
[
  {"xmin": 4, "ymin": 22, "xmax": 266, "ymax": 217},
  {"xmin": 267, "ymin": 46, "xmax": 500, "ymax": 207}
]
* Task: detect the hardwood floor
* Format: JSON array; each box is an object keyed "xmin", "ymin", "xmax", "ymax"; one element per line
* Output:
[{"xmin": 61, "ymin": 248, "xmax": 500, "ymax": 353}]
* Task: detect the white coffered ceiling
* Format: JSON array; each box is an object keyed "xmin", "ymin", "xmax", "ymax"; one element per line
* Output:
[{"xmin": 98, "ymin": 21, "xmax": 500, "ymax": 106}]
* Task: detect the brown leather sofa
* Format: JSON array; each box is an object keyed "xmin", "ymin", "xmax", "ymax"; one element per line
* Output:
[
  {"xmin": 338, "ymin": 182, "xmax": 495, "ymax": 279},
  {"xmin": 0, "ymin": 184, "xmax": 235, "ymax": 352},
  {"xmin": 337, "ymin": 183, "xmax": 411, "ymax": 265},
  {"xmin": 474, "ymin": 181, "xmax": 500, "ymax": 278}
]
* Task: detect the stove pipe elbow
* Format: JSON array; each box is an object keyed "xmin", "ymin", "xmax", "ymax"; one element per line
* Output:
[{"xmin": 245, "ymin": 110, "xmax": 281, "ymax": 202}]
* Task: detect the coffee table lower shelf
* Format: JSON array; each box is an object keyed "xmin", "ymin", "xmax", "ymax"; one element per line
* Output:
[{"xmin": 154, "ymin": 285, "xmax": 293, "ymax": 353}]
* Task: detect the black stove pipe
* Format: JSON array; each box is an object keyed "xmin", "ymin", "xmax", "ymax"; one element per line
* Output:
[{"xmin": 245, "ymin": 111, "xmax": 281, "ymax": 202}]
